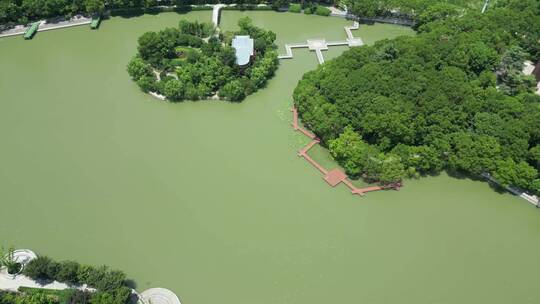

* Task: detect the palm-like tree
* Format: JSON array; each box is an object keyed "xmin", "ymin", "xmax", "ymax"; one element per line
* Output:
[{"xmin": 0, "ymin": 246, "xmax": 22, "ymax": 274}]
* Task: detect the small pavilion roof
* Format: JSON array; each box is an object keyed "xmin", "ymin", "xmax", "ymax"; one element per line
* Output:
[{"xmin": 232, "ymin": 35, "xmax": 254, "ymax": 66}]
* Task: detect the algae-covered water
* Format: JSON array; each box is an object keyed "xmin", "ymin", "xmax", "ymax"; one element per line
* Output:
[{"xmin": 1, "ymin": 11, "xmax": 539, "ymax": 304}]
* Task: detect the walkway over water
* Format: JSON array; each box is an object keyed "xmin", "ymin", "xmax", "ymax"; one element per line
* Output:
[
  {"xmin": 291, "ymin": 106, "xmax": 400, "ymax": 195},
  {"xmin": 278, "ymin": 21, "xmax": 363, "ymax": 64},
  {"xmin": 212, "ymin": 4, "xmax": 226, "ymax": 27}
]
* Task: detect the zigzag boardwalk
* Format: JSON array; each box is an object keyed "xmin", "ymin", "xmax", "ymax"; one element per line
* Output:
[{"xmin": 291, "ymin": 106, "xmax": 401, "ymax": 196}]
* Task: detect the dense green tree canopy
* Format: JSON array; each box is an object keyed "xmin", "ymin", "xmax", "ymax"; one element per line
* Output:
[
  {"xmin": 294, "ymin": 0, "xmax": 540, "ymax": 191},
  {"xmin": 128, "ymin": 18, "xmax": 278, "ymax": 102}
]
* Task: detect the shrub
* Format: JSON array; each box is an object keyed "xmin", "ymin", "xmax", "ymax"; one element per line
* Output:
[
  {"xmin": 315, "ymin": 6, "xmax": 331, "ymax": 16},
  {"xmin": 68, "ymin": 290, "xmax": 92, "ymax": 304},
  {"xmin": 137, "ymin": 76, "xmax": 157, "ymax": 93},
  {"xmin": 288, "ymin": 3, "xmax": 301, "ymax": 13},
  {"xmin": 96, "ymin": 270, "xmax": 126, "ymax": 293},
  {"xmin": 23, "ymin": 256, "xmax": 53, "ymax": 281},
  {"xmin": 46, "ymin": 261, "xmax": 61, "ymax": 279},
  {"xmin": 178, "ymin": 20, "xmax": 214, "ymax": 38},
  {"xmin": 303, "ymin": 7, "xmax": 314, "ymax": 14},
  {"xmin": 0, "ymin": 247, "xmax": 22, "ymax": 275},
  {"xmin": 219, "ymin": 80, "xmax": 245, "ymax": 101},
  {"xmin": 127, "ymin": 56, "xmax": 152, "ymax": 81},
  {"xmin": 56, "ymin": 261, "xmax": 80, "ymax": 285},
  {"xmin": 7, "ymin": 262, "xmax": 21, "ymax": 275}
]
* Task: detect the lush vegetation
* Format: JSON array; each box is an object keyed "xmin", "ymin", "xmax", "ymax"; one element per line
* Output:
[
  {"xmin": 0, "ymin": 288, "xmax": 77, "ymax": 304},
  {"xmin": 127, "ymin": 18, "xmax": 278, "ymax": 102},
  {"xmin": 0, "ymin": 0, "xmax": 336, "ymax": 27},
  {"xmin": 22, "ymin": 255, "xmax": 132, "ymax": 304},
  {"xmin": 294, "ymin": 0, "xmax": 540, "ymax": 193},
  {"xmin": 345, "ymin": 0, "xmax": 488, "ymax": 20},
  {"xmin": 0, "ymin": 287, "xmax": 91, "ymax": 304},
  {"xmin": 288, "ymin": 3, "xmax": 302, "ymax": 13},
  {"xmin": 0, "ymin": 246, "xmax": 22, "ymax": 275}
]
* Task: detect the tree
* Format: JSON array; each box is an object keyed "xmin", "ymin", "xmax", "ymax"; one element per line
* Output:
[
  {"xmin": 137, "ymin": 32, "xmax": 166, "ymax": 66},
  {"xmin": 391, "ymin": 144, "xmax": 444, "ymax": 174},
  {"xmin": 0, "ymin": 0, "xmax": 19, "ymax": 24},
  {"xmin": 136, "ymin": 75, "xmax": 156, "ymax": 93},
  {"xmin": 314, "ymin": 6, "xmax": 331, "ymax": 16},
  {"xmin": 362, "ymin": 153, "xmax": 404, "ymax": 184},
  {"xmin": 493, "ymin": 158, "xmax": 538, "ymax": 189},
  {"xmin": 23, "ymin": 256, "xmax": 53, "ymax": 281},
  {"xmin": 129, "ymin": 16, "xmax": 278, "ymax": 102},
  {"xmin": 530, "ymin": 145, "xmax": 540, "ymax": 169},
  {"xmin": 178, "ymin": 20, "xmax": 214, "ymax": 38},
  {"xmin": 417, "ymin": 3, "xmax": 460, "ymax": 29},
  {"xmin": 219, "ymin": 80, "xmax": 245, "ymax": 101},
  {"xmin": 293, "ymin": 1, "xmax": 540, "ymax": 194},
  {"xmin": 0, "ymin": 246, "xmax": 21, "ymax": 275},
  {"xmin": 84, "ymin": 0, "xmax": 105, "ymax": 14},
  {"xmin": 163, "ymin": 79, "xmax": 185, "ymax": 101},
  {"xmin": 329, "ymin": 126, "xmax": 378, "ymax": 177},
  {"xmin": 347, "ymin": 0, "xmax": 379, "ymax": 17},
  {"xmin": 448, "ymin": 133, "xmax": 501, "ymax": 175},
  {"xmin": 57, "ymin": 261, "xmax": 80, "ymax": 285},
  {"xmin": 378, "ymin": 154, "xmax": 405, "ymax": 184},
  {"xmin": 497, "ymin": 46, "xmax": 535, "ymax": 95},
  {"xmin": 127, "ymin": 56, "xmax": 151, "ymax": 81}
]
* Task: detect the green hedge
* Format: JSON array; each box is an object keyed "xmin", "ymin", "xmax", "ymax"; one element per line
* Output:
[
  {"xmin": 315, "ymin": 6, "xmax": 331, "ymax": 16},
  {"xmin": 304, "ymin": 7, "xmax": 314, "ymax": 14},
  {"xmin": 288, "ymin": 3, "xmax": 302, "ymax": 13},
  {"xmin": 23, "ymin": 256, "xmax": 132, "ymax": 304},
  {"xmin": 17, "ymin": 287, "xmax": 75, "ymax": 304}
]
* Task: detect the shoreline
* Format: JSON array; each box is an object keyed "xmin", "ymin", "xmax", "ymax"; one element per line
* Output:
[{"xmin": 0, "ymin": 16, "xmax": 91, "ymax": 38}]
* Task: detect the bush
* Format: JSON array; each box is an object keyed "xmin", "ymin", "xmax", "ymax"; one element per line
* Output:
[
  {"xmin": 178, "ymin": 20, "xmax": 214, "ymax": 38},
  {"xmin": 303, "ymin": 7, "xmax": 314, "ymax": 14},
  {"xmin": 23, "ymin": 256, "xmax": 54, "ymax": 281},
  {"xmin": 314, "ymin": 6, "xmax": 331, "ymax": 16},
  {"xmin": 288, "ymin": 3, "xmax": 301, "ymax": 13},
  {"xmin": 127, "ymin": 56, "xmax": 152, "ymax": 81},
  {"xmin": 219, "ymin": 80, "xmax": 245, "ymax": 101},
  {"xmin": 17, "ymin": 254, "xmax": 132, "ymax": 304},
  {"xmin": 7, "ymin": 262, "xmax": 21, "ymax": 275},
  {"xmin": 56, "ymin": 261, "xmax": 80, "ymax": 285}
]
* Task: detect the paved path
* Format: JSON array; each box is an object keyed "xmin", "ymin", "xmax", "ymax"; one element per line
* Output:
[
  {"xmin": 482, "ymin": 172, "xmax": 539, "ymax": 207},
  {"xmin": 140, "ymin": 288, "xmax": 181, "ymax": 304},
  {"xmin": 212, "ymin": 4, "xmax": 226, "ymax": 27},
  {"xmin": 278, "ymin": 21, "xmax": 363, "ymax": 64},
  {"xmin": 315, "ymin": 48, "xmax": 325, "ymax": 64},
  {"xmin": 328, "ymin": 6, "xmax": 347, "ymax": 17},
  {"xmin": 0, "ymin": 271, "xmax": 94, "ymax": 292},
  {"xmin": 0, "ymin": 16, "xmax": 91, "ymax": 38}
]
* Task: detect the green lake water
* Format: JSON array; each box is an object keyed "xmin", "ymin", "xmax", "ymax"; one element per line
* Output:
[{"xmin": 1, "ymin": 11, "xmax": 540, "ymax": 304}]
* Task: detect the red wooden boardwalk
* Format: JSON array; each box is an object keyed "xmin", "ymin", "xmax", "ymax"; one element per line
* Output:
[
  {"xmin": 324, "ymin": 169, "xmax": 347, "ymax": 187},
  {"xmin": 291, "ymin": 106, "xmax": 400, "ymax": 196}
]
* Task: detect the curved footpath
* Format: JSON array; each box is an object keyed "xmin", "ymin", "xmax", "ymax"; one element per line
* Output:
[
  {"xmin": 0, "ymin": 249, "xmax": 94, "ymax": 292},
  {"xmin": 0, "ymin": 249, "xmax": 180, "ymax": 304},
  {"xmin": 141, "ymin": 287, "xmax": 181, "ymax": 304}
]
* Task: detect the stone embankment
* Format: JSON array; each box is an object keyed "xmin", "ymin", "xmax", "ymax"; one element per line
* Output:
[{"xmin": 0, "ymin": 16, "xmax": 91, "ymax": 38}]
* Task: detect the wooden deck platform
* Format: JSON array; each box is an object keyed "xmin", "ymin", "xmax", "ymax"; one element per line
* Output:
[{"xmin": 291, "ymin": 106, "xmax": 401, "ymax": 197}]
